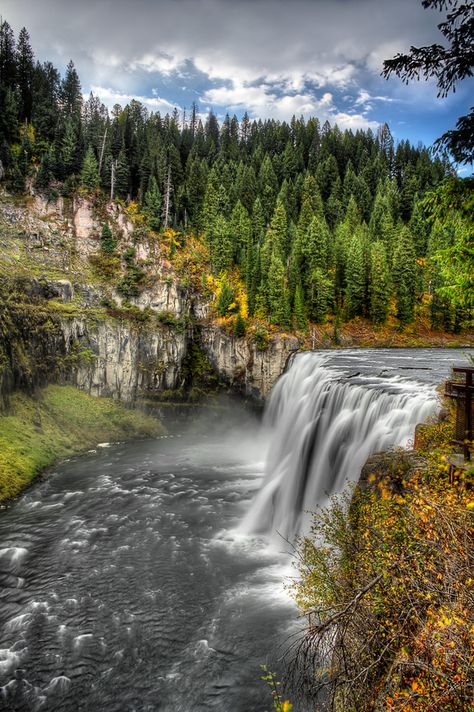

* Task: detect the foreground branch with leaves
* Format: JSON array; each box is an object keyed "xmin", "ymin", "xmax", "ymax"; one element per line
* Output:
[{"xmin": 289, "ymin": 432, "xmax": 473, "ymax": 711}]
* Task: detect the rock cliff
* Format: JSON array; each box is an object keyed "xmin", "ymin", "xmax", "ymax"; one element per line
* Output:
[{"xmin": 0, "ymin": 191, "xmax": 296, "ymax": 405}]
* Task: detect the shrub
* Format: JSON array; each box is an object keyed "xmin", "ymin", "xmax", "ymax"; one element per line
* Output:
[
  {"xmin": 100, "ymin": 223, "xmax": 117, "ymax": 253},
  {"xmin": 252, "ymin": 323, "xmax": 270, "ymax": 351},
  {"xmin": 234, "ymin": 312, "xmax": 246, "ymax": 338}
]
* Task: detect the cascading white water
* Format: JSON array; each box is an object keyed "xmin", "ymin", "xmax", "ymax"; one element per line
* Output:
[{"xmin": 242, "ymin": 352, "xmax": 439, "ymax": 541}]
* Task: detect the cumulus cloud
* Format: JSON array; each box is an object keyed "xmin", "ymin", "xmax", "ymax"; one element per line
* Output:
[
  {"xmin": 202, "ymin": 80, "xmax": 378, "ymax": 129},
  {"xmin": 2, "ymin": 0, "xmax": 469, "ymax": 143},
  {"xmin": 88, "ymin": 86, "xmax": 178, "ymax": 114}
]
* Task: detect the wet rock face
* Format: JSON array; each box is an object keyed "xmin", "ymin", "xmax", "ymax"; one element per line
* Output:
[
  {"xmin": 200, "ymin": 327, "xmax": 299, "ymax": 401},
  {"xmin": 63, "ymin": 319, "xmax": 188, "ymax": 403}
]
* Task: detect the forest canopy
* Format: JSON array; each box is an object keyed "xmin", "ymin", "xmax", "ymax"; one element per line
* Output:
[{"xmin": 0, "ymin": 18, "xmax": 471, "ymax": 333}]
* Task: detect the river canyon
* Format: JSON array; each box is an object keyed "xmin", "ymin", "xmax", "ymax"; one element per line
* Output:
[{"xmin": 0, "ymin": 348, "xmax": 470, "ymax": 711}]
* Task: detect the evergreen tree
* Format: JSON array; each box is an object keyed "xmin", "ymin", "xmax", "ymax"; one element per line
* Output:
[
  {"xmin": 35, "ymin": 146, "xmax": 55, "ymax": 191},
  {"xmin": 293, "ymin": 280, "xmax": 308, "ymax": 331},
  {"xmin": 344, "ymin": 230, "xmax": 366, "ymax": 319},
  {"xmin": 216, "ymin": 276, "xmax": 234, "ymax": 316},
  {"xmin": 101, "ymin": 224, "xmax": 116, "ymax": 253},
  {"xmin": 296, "ymin": 198, "xmax": 314, "ymax": 244},
  {"xmin": 369, "ymin": 242, "xmax": 390, "ymax": 324},
  {"xmin": 325, "ymin": 186, "xmax": 342, "ymax": 229},
  {"xmin": 234, "ymin": 312, "xmax": 246, "ymax": 337},
  {"xmin": 259, "ymin": 154, "xmax": 278, "ymax": 222},
  {"xmin": 409, "ymin": 198, "xmax": 430, "ymax": 256},
  {"xmin": 114, "ymin": 149, "xmax": 130, "ymax": 198},
  {"xmin": 80, "ymin": 145, "xmax": 100, "ymax": 191},
  {"xmin": 268, "ymin": 249, "xmax": 290, "ymax": 328},
  {"xmin": 301, "ymin": 173, "xmax": 324, "ymax": 217},
  {"xmin": 61, "ymin": 118, "xmax": 80, "ymax": 176},
  {"xmin": 392, "ymin": 227, "xmax": 417, "ymax": 323},
  {"xmin": 212, "ymin": 215, "xmax": 233, "ymax": 273},
  {"xmin": 201, "ymin": 179, "xmax": 219, "ymax": 238},
  {"xmin": 426, "ymin": 219, "xmax": 455, "ymax": 330},
  {"xmin": 0, "ymin": 20, "xmax": 16, "ymax": 89},
  {"xmin": 308, "ymin": 268, "xmax": 333, "ymax": 323},
  {"xmin": 267, "ymin": 198, "xmax": 288, "ymax": 260},
  {"xmin": 144, "ymin": 176, "xmax": 161, "ymax": 231},
  {"xmin": 305, "ymin": 215, "xmax": 329, "ymax": 273},
  {"xmin": 61, "ymin": 60, "xmax": 82, "ymax": 122},
  {"xmin": 252, "ymin": 196, "xmax": 265, "ymax": 243},
  {"xmin": 16, "ymin": 27, "xmax": 34, "ymax": 122}
]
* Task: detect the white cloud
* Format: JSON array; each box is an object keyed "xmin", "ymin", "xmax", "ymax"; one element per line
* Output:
[
  {"xmin": 2, "ymin": 0, "xmax": 458, "ymax": 136},
  {"xmin": 89, "ymin": 86, "xmax": 179, "ymax": 114},
  {"xmin": 354, "ymin": 88, "xmax": 396, "ymax": 106},
  {"xmin": 128, "ymin": 52, "xmax": 187, "ymax": 76},
  {"xmin": 201, "ymin": 80, "xmax": 378, "ymax": 129}
]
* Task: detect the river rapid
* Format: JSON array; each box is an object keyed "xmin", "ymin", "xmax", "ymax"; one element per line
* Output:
[{"xmin": 0, "ymin": 348, "xmax": 470, "ymax": 711}]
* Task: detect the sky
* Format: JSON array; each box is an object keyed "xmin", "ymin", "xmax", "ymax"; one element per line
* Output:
[{"xmin": 2, "ymin": 0, "xmax": 472, "ymax": 159}]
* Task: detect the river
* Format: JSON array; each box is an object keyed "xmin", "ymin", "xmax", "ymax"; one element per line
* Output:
[{"xmin": 0, "ymin": 348, "xmax": 470, "ymax": 711}]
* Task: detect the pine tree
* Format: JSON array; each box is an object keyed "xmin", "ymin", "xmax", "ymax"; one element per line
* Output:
[
  {"xmin": 308, "ymin": 268, "xmax": 333, "ymax": 323},
  {"xmin": 216, "ymin": 276, "xmax": 234, "ymax": 316},
  {"xmin": 212, "ymin": 215, "xmax": 233, "ymax": 274},
  {"xmin": 301, "ymin": 173, "xmax": 324, "ymax": 218},
  {"xmin": 61, "ymin": 60, "xmax": 82, "ymax": 122},
  {"xmin": 0, "ymin": 21, "xmax": 16, "ymax": 89},
  {"xmin": 80, "ymin": 145, "xmax": 100, "ymax": 191},
  {"xmin": 114, "ymin": 149, "xmax": 130, "ymax": 198},
  {"xmin": 35, "ymin": 146, "xmax": 55, "ymax": 191},
  {"xmin": 201, "ymin": 179, "xmax": 219, "ymax": 239},
  {"xmin": 16, "ymin": 27, "xmax": 34, "ymax": 122},
  {"xmin": 296, "ymin": 198, "xmax": 314, "ymax": 244},
  {"xmin": 259, "ymin": 154, "xmax": 278, "ymax": 222},
  {"xmin": 409, "ymin": 198, "xmax": 430, "ymax": 256},
  {"xmin": 305, "ymin": 215, "xmax": 329, "ymax": 273},
  {"xmin": 293, "ymin": 280, "xmax": 308, "ymax": 331},
  {"xmin": 267, "ymin": 198, "xmax": 288, "ymax": 260},
  {"xmin": 392, "ymin": 227, "xmax": 417, "ymax": 323},
  {"xmin": 234, "ymin": 312, "xmax": 246, "ymax": 337},
  {"xmin": 101, "ymin": 224, "xmax": 116, "ymax": 253},
  {"xmin": 344, "ymin": 230, "xmax": 366, "ymax": 319},
  {"xmin": 252, "ymin": 196, "xmax": 265, "ymax": 243},
  {"xmin": 144, "ymin": 176, "xmax": 161, "ymax": 231},
  {"xmin": 268, "ymin": 249, "xmax": 289, "ymax": 328},
  {"xmin": 426, "ymin": 219, "xmax": 455, "ymax": 330},
  {"xmin": 61, "ymin": 118, "xmax": 80, "ymax": 176},
  {"xmin": 369, "ymin": 241, "xmax": 390, "ymax": 324},
  {"xmin": 326, "ymin": 184, "xmax": 343, "ymax": 229}
]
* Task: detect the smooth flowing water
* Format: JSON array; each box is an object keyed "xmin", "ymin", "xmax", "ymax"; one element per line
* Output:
[
  {"xmin": 0, "ymin": 348, "xmax": 469, "ymax": 711},
  {"xmin": 242, "ymin": 347, "xmax": 467, "ymax": 540}
]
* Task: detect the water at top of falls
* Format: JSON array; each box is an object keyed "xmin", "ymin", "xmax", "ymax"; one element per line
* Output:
[{"xmin": 241, "ymin": 348, "xmax": 471, "ymax": 542}]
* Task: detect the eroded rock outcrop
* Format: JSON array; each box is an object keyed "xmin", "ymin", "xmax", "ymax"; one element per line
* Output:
[
  {"xmin": 0, "ymin": 192, "xmax": 294, "ymax": 405},
  {"xmin": 200, "ymin": 326, "xmax": 299, "ymax": 400},
  {"xmin": 65, "ymin": 318, "xmax": 187, "ymax": 402}
]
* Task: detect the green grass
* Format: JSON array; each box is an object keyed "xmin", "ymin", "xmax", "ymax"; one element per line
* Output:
[{"xmin": 0, "ymin": 385, "xmax": 165, "ymax": 503}]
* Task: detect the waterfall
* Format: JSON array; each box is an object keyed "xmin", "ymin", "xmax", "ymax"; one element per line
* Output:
[{"xmin": 242, "ymin": 352, "xmax": 438, "ymax": 541}]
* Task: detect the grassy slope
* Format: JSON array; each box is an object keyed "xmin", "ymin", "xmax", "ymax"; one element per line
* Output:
[{"xmin": 0, "ymin": 385, "xmax": 164, "ymax": 503}]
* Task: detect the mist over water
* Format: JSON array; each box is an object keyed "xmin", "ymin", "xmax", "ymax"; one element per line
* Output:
[{"xmin": 0, "ymin": 349, "xmax": 469, "ymax": 711}]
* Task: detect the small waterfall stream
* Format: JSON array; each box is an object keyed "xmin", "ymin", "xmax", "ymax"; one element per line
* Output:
[{"xmin": 242, "ymin": 351, "xmax": 439, "ymax": 540}]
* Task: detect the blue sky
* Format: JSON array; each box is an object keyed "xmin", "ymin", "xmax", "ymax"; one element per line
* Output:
[{"xmin": 3, "ymin": 0, "xmax": 472, "ymax": 165}]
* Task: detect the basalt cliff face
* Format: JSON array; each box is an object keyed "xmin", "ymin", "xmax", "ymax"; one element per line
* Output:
[{"xmin": 0, "ymin": 191, "xmax": 295, "ymax": 405}]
